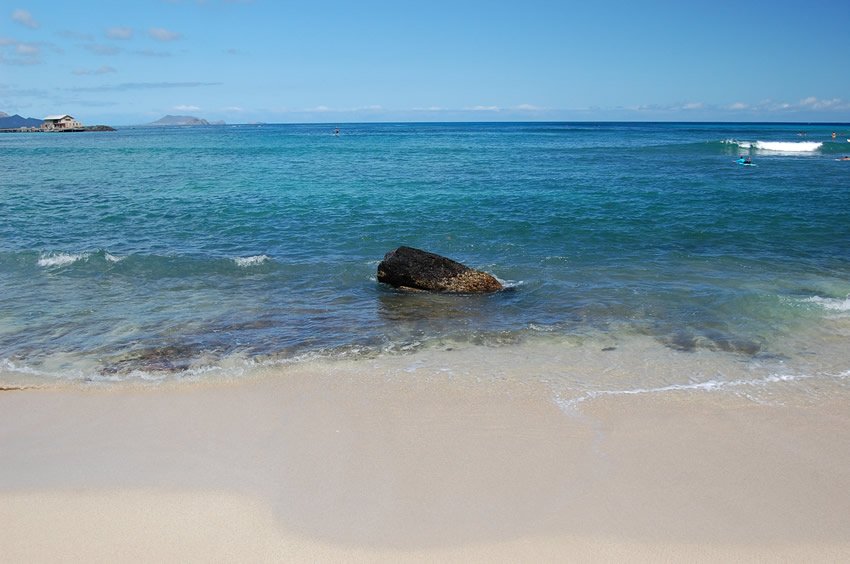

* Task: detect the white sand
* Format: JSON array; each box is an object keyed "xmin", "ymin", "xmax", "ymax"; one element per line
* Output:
[{"xmin": 2, "ymin": 348, "xmax": 850, "ymax": 562}]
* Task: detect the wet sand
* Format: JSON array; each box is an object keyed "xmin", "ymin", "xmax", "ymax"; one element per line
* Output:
[{"xmin": 2, "ymin": 349, "xmax": 850, "ymax": 562}]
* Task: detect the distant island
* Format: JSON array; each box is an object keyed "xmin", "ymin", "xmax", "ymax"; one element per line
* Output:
[
  {"xmin": 0, "ymin": 111, "xmax": 115, "ymax": 133},
  {"xmin": 148, "ymin": 115, "xmax": 225, "ymax": 126}
]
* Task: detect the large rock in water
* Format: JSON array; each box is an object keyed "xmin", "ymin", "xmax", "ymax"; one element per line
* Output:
[{"xmin": 377, "ymin": 246, "xmax": 503, "ymax": 293}]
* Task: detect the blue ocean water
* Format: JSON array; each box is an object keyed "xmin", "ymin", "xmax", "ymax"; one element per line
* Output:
[{"xmin": 1, "ymin": 122, "xmax": 849, "ymax": 383}]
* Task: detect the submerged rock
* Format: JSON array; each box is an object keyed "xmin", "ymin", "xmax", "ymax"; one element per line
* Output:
[{"xmin": 377, "ymin": 246, "xmax": 503, "ymax": 293}]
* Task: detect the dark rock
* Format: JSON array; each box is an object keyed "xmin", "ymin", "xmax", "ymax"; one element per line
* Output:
[{"xmin": 377, "ymin": 246, "xmax": 503, "ymax": 293}]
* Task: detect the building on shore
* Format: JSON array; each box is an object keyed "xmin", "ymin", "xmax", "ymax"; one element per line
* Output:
[{"xmin": 41, "ymin": 115, "xmax": 83, "ymax": 131}]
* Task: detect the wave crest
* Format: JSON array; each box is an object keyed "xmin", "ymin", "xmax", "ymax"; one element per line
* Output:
[
  {"xmin": 234, "ymin": 255, "xmax": 270, "ymax": 267},
  {"xmin": 37, "ymin": 252, "xmax": 89, "ymax": 268}
]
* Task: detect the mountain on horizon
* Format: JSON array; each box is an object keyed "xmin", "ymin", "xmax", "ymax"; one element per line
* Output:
[
  {"xmin": 148, "ymin": 115, "xmax": 213, "ymax": 126},
  {"xmin": 0, "ymin": 113, "xmax": 43, "ymax": 128}
]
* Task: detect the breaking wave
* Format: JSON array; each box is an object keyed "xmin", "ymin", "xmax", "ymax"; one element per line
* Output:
[
  {"xmin": 37, "ymin": 252, "xmax": 90, "ymax": 268},
  {"xmin": 234, "ymin": 255, "xmax": 271, "ymax": 267},
  {"xmin": 726, "ymin": 140, "xmax": 823, "ymax": 153}
]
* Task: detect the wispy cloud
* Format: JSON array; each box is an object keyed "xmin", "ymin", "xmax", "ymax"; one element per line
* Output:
[
  {"xmin": 796, "ymin": 96, "xmax": 848, "ymax": 111},
  {"xmin": 57, "ymin": 30, "xmax": 95, "ymax": 41},
  {"xmin": 515, "ymin": 103, "xmax": 545, "ymax": 111},
  {"xmin": 72, "ymin": 65, "xmax": 117, "ymax": 76},
  {"xmin": 83, "ymin": 43, "xmax": 122, "ymax": 56},
  {"xmin": 0, "ymin": 38, "xmax": 47, "ymax": 65},
  {"xmin": 67, "ymin": 81, "xmax": 221, "ymax": 92},
  {"xmin": 11, "ymin": 9, "xmax": 38, "ymax": 29},
  {"xmin": 148, "ymin": 28, "xmax": 182, "ymax": 42},
  {"xmin": 173, "ymin": 104, "xmax": 201, "ymax": 111},
  {"xmin": 107, "ymin": 27, "xmax": 134, "ymax": 40},
  {"xmin": 133, "ymin": 49, "xmax": 174, "ymax": 57},
  {"xmin": 631, "ymin": 97, "xmax": 850, "ymax": 116}
]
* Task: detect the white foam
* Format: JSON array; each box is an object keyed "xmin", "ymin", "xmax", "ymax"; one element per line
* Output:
[
  {"xmin": 105, "ymin": 252, "xmax": 124, "ymax": 263},
  {"xmin": 1, "ymin": 358, "xmax": 45, "ymax": 376},
  {"xmin": 552, "ymin": 370, "xmax": 847, "ymax": 414},
  {"xmin": 726, "ymin": 140, "xmax": 822, "ymax": 153},
  {"xmin": 496, "ymin": 276, "xmax": 523, "ymax": 289},
  {"xmin": 234, "ymin": 255, "xmax": 270, "ymax": 267},
  {"xmin": 803, "ymin": 295, "xmax": 850, "ymax": 312},
  {"xmin": 753, "ymin": 141, "xmax": 822, "ymax": 153},
  {"xmin": 37, "ymin": 252, "xmax": 89, "ymax": 267}
]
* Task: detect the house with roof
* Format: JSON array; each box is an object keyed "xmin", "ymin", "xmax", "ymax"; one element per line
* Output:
[{"xmin": 41, "ymin": 115, "xmax": 83, "ymax": 131}]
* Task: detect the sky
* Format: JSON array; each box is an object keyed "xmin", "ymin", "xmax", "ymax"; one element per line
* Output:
[{"xmin": 2, "ymin": 0, "xmax": 849, "ymax": 125}]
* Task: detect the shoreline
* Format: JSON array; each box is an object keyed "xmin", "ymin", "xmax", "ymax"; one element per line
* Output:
[{"xmin": 2, "ymin": 348, "xmax": 850, "ymax": 561}]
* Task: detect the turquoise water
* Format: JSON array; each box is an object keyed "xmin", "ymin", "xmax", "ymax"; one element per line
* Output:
[{"xmin": 2, "ymin": 122, "xmax": 849, "ymax": 382}]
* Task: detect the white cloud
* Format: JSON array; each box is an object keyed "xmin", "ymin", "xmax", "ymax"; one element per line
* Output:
[
  {"xmin": 12, "ymin": 9, "xmax": 38, "ymax": 29},
  {"xmin": 726, "ymin": 102, "xmax": 748, "ymax": 110},
  {"xmin": 682, "ymin": 102, "xmax": 704, "ymax": 110},
  {"xmin": 468, "ymin": 105, "xmax": 500, "ymax": 111},
  {"xmin": 515, "ymin": 103, "xmax": 544, "ymax": 111},
  {"xmin": 222, "ymin": 106, "xmax": 244, "ymax": 112},
  {"xmin": 796, "ymin": 96, "xmax": 847, "ymax": 110},
  {"xmin": 107, "ymin": 27, "xmax": 134, "ymax": 40},
  {"xmin": 173, "ymin": 104, "xmax": 201, "ymax": 111},
  {"xmin": 148, "ymin": 28, "xmax": 182, "ymax": 41}
]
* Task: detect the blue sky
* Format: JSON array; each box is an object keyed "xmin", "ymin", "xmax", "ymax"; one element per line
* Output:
[{"xmin": 2, "ymin": 0, "xmax": 848, "ymax": 124}]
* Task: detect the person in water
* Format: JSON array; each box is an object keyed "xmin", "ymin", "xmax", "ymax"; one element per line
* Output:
[{"xmin": 744, "ymin": 156, "xmax": 752, "ymax": 164}]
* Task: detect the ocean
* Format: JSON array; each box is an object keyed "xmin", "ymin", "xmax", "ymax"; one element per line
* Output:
[{"xmin": 2, "ymin": 122, "xmax": 850, "ymax": 401}]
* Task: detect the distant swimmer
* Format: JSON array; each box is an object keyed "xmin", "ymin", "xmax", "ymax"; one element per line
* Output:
[
  {"xmin": 832, "ymin": 132, "xmax": 837, "ymax": 139},
  {"xmin": 839, "ymin": 156, "xmax": 850, "ymax": 161},
  {"xmin": 333, "ymin": 127, "xmax": 340, "ymax": 136}
]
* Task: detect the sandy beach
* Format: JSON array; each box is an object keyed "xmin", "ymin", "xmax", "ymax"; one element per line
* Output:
[{"xmin": 2, "ymin": 344, "xmax": 850, "ymax": 562}]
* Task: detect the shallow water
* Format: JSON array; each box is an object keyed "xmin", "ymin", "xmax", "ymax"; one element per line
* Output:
[{"xmin": 1, "ymin": 122, "xmax": 849, "ymax": 389}]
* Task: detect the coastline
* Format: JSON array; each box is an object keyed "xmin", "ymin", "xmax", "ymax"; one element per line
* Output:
[{"xmin": 2, "ymin": 345, "xmax": 849, "ymax": 562}]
